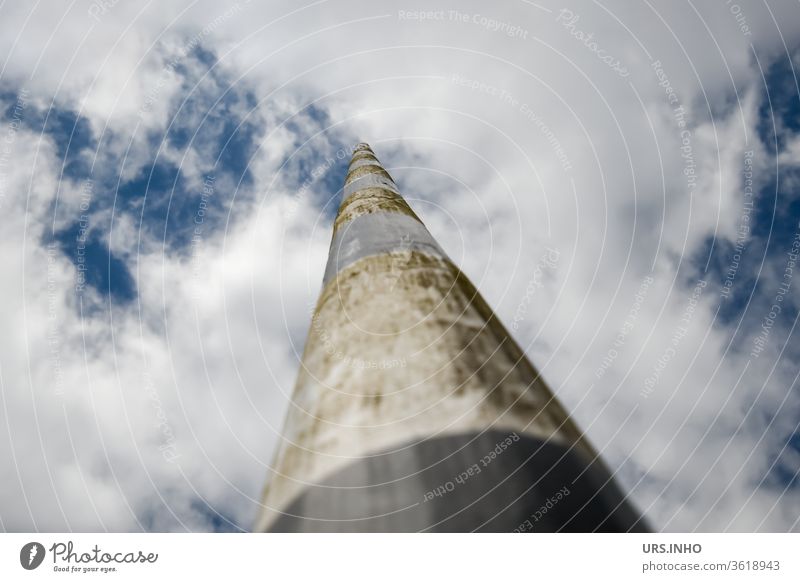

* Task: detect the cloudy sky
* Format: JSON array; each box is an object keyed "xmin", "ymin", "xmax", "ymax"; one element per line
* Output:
[{"xmin": 0, "ymin": 0, "xmax": 799, "ymax": 532}]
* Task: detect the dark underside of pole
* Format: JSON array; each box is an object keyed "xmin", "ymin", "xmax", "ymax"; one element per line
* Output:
[{"xmin": 267, "ymin": 430, "xmax": 649, "ymax": 532}]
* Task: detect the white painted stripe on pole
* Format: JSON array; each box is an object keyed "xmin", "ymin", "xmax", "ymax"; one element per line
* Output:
[
  {"xmin": 322, "ymin": 211, "xmax": 447, "ymax": 286},
  {"xmin": 342, "ymin": 172, "xmax": 399, "ymax": 198}
]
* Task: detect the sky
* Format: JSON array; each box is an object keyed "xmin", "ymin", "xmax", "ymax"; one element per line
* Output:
[{"xmin": 0, "ymin": 0, "xmax": 798, "ymax": 532}]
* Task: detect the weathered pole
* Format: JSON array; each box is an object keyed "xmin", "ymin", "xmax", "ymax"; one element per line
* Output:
[{"xmin": 256, "ymin": 143, "xmax": 647, "ymax": 532}]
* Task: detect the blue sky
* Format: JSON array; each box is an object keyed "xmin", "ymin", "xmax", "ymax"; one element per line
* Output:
[{"xmin": 0, "ymin": 0, "xmax": 799, "ymax": 532}]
